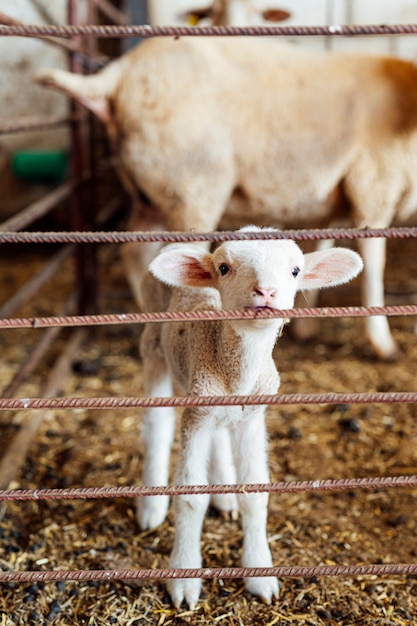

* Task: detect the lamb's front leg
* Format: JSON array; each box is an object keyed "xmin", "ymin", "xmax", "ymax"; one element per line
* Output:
[
  {"xmin": 231, "ymin": 410, "xmax": 279, "ymax": 604},
  {"xmin": 168, "ymin": 409, "xmax": 212, "ymax": 610}
]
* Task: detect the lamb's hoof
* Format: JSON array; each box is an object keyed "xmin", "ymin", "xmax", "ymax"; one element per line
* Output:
[
  {"xmin": 244, "ymin": 576, "xmax": 280, "ymax": 604},
  {"xmin": 371, "ymin": 343, "xmax": 402, "ymax": 362},
  {"xmin": 167, "ymin": 578, "xmax": 202, "ymax": 610},
  {"xmin": 136, "ymin": 495, "xmax": 169, "ymax": 531}
]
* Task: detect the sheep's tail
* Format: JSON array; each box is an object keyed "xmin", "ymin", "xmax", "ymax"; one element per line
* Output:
[{"xmin": 34, "ymin": 58, "xmax": 125, "ymax": 122}]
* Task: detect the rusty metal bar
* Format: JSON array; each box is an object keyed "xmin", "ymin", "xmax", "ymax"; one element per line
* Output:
[
  {"xmin": 1, "ymin": 475, "xmax": 416, "ymax": 501},
  {"xmin": 0, "ymin": 303, "xmax": 416, "ymax": 332},
  {"xmin": 1, "ymin": 390, "xmax": 417, "ymax": 413},
  {"xmin": 0, "ymin": 563, "xmax": 416, "ymax": 585},
  {"xmin": 2, "ymin": 23, "xmax": 417, "ymax": 39},
  {"xmin": 1, "ymin": 225, "xmax": 417, "ymax": 244}
]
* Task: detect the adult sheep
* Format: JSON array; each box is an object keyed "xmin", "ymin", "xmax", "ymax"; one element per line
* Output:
[{"xmin": 36, "ymin": 37, "xmax": 417, "ymax": 359}]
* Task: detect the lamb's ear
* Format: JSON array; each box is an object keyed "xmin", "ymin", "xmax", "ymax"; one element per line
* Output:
[
  {"xmin": 149, "ymin": 248, "xmax": 216, "ymax": 288},
  {"xmin": 299, "ymin": 248, "xmax": 363, "ymax": 290}
]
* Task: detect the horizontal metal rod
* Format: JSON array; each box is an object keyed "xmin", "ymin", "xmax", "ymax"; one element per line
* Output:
[
  {"xmin": 0, "ymin": 226, "xmax": 417, "ymax": 244},
  {"xmin": 1, "ymin": 475, "xmax": 416, "ymax": 501},
  {"xmin": 1, "ymin": 23, "xmax": 417, "ymax": 39},
  {"xmin": 1, "ymin": 390, "xmax": 417, "ymax": 412},
  {"xmin": 0, "ymin": 304, "xmax": 416, "ymax": 332},
  {"xmin": 0, "ymin": 563, "xmax": 416, "ymax": 585}
]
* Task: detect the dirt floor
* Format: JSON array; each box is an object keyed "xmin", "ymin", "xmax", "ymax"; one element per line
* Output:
[{"xmin": 0, "ymin": 236, "xmax": 417, "ymax": 625}]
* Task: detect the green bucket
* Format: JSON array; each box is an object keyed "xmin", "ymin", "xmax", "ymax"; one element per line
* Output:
[{"xmin": 12, "ymin": 150, "xmax": 69, "ymax": 183}]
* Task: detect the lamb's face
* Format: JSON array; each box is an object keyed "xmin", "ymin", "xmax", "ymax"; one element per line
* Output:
[{"xmin": 212, "ymin": 239, "xmax": 305, "ymax": 315}]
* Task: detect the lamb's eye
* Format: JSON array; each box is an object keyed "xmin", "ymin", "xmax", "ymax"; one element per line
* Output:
[
  {"xmin": 219, "ymin": 263, "xmax": 230, "ymax": 276},
  {"xmin": 292, "ymin": 266, "xmax": 301, "ymax": 278}
]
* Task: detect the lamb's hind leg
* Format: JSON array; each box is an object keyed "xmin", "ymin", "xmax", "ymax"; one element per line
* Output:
[{"xmin": 137, "ymin": 324, "xmax": 176, "ymax": 530}]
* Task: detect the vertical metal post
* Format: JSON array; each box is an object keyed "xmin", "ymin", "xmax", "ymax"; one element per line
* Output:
[
  {"xmin": 86, "ymin": 0, "xmax": 99, "ymax": 314},
  {"xmin": 67, "ymin": 0, "xmax": 97, "ymax": 315}
]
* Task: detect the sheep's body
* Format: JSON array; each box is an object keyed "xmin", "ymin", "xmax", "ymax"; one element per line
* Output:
[
  {"xmin": 36, "ymin": 37, "xmax": 417, "ymax": 359},
  {"xmin": 144, "ymin": 228, "xmax": 363, "ymax": 608}
]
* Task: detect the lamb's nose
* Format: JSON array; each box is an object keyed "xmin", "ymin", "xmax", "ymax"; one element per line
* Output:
[{"xmin": 252, "ymin": 287, "xmax": 277, "ymax": 304}]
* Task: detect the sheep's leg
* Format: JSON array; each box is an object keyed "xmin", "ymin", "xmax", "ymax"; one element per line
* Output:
[
  {"xmin": 231, "ymin": 410, "xmax": 279, "ymax": 604},
  {"xmin": 209, "ymin": 426, "xmax": 238, "ymax": 518},
  {"xmin": 345, "ymin": 164, "xmax": 399, "ymax": 360},
  {"xmin": 137, "ymin": 326, "xmax": 176, "ymax": 530},
  {"xmin": 358, "ymin": 237, "xmax": 399, "ymax": 360},
  {"xmin": 168, "ymin": 410, "xmax": 212, "ymax": 610}
]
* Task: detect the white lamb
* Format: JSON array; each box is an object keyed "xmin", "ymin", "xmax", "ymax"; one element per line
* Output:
[{"xmin": 144, "ymin": 226, "xmax": 363, "ymax": 609}]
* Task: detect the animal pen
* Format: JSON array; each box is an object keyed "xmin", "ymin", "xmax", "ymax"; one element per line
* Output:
[{"xmin": 0, "ymin": 2, "xmax": 417, "ymax": 625}]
